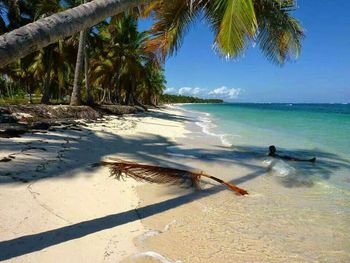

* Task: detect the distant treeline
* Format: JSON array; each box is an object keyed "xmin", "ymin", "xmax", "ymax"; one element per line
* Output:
[{"xmin": 160, "ymin": 94, "xmax": 223, "ymax": 104}]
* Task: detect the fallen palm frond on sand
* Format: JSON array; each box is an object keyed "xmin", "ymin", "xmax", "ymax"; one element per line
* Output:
[{"xmin": 101, "ymin": 158, "xmax": 248, "ymax": 196}]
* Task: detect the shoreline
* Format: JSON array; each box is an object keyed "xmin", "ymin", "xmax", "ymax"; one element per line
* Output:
[
  {"xmin": 1, "ymin": 105, "xmax": 349, "ymax": 262},
  {"xmin": 129, "ymin": 105, "xmax": 350, "ymax": 262}
]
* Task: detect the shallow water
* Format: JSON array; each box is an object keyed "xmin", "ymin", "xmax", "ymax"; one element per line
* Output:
[
  {"xmin": 133, "ymin": 104, "xmax": 350, "ymax": 262},
  {"xmin": 182, "ymin": 103, "xmax": 350, "ymax": 191}
]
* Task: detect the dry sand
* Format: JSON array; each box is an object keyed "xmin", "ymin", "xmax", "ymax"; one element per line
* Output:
[
  {"xmin": 0, "ymin": 107, "xmax": 188, "ymax": 262},
  {"xmin": 1, "ymin": 106, "xmax": 349, "ymax": 263}
]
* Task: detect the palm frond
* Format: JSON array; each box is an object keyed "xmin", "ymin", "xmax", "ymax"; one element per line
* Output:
[
  {"xmin": 146, "ymin": 0, "xmax": 201, "ymax": 60},
  {"xmin": 206, "ymin": 0, "xmax": 257, "ymax": 58},
  {"xmin": 101, "ymin": 158, "xmax": 248, "ymax": 196},
  {"xmin": 254, "ymin": 0, "xmax": 304, "ymax": 64}
]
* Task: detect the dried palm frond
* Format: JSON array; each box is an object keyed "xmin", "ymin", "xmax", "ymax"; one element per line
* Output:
[{"xmin": 101, "ymin": 158, "xmax": 248, "ymax": 196}]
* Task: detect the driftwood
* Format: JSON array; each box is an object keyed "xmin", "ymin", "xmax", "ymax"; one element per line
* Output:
[{"xmin": 101, "ymin": 158, "xmax": 248, "ymax": 196}]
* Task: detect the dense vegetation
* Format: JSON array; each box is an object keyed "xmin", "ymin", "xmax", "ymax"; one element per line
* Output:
[
  {"xmin": 0, "ymin": 0, "xmax": 303, "ymax": 108},
  {"xmin": 0, "ymin": 1, "xmax": 166, "ymax": 108},
  {"xmin": 160, "ymin": 94, "xmax": 223, "ymax": 104}
]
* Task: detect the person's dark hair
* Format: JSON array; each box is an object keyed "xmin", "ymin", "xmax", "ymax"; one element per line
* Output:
[{"xmin": 269, "ymin": 145, "xmax": 276, "ymax": 153}]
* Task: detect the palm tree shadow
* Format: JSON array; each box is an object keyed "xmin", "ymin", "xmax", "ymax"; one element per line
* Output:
[
  {"xmin": 0, "ymin": 182, "xmax": 235, "ymax": 261},
  {"xmin": 1, "ymin": 111, "xmax": 349, "ymax": 260}
]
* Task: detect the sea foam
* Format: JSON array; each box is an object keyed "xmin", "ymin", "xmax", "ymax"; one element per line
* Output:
[
  {"xmin": 130, "ymin": 251, "xmax": 182, "ymax": 263},
  {"xmin": 194, "ymin": 112, "xmax": 240, "ymax": 147}
]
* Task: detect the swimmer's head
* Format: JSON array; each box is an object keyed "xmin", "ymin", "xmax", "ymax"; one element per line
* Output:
[{"xmin": 269, "ymin": 145, "xmax": 277, "ymax": 154}]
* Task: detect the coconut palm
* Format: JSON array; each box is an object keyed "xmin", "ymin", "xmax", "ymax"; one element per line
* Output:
[
  {"xmin": 146, "ymin": 0, "xmax": 303, "ymax": 64},
  {"xmin": 88, "ymin": 14, "xmax": 156, "ymax": 108},
  {"xmin": 137, "ymin": 62, "xmax": 166, "ymax": 106},
  {"xmin": 0, "ymin": 0, "xmax": 144, "ymax": 68},
  {"xmin": 0, "ymin": 0, "xmax": 303, "ymax": 68},
  {"xmin": 70, "ymin": 28, "xmax": 86, "ymax": 105},
  {"xmin": 70, "ymin": 0, "xmax": 90, "ymax": 106},
  {"xmin": 111, "ymin": 15, "xmax": 158, "ymax": 108}
]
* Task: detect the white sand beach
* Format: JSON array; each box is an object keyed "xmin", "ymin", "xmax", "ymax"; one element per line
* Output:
[
  {"xmin": 0, "ymin": 106, "xmax": 188, "ymax": 262},
  {"xmin": 1, "ymin": 106, "xmax": 349, "ymax": 262}
]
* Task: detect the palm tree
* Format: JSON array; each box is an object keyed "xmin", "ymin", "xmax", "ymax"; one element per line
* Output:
[
  {"xmin": 90, "ymin": 15, "xmax": 151, "ymax": 106},
  {"xmin": 112, "ymin": 15, "xmax": 158, "ymax": 108},
  {"xmin": 146, "ymin": 0, "xmax": 303, "ymax": 64},
  {"xmin": 71, "ymin": 0, "xmax": 91, "ymax": 106},
  {"xmin": 0, "ymin": 0, "xmax": 145, "ymax": 68},
  {"xmin": 32, "ymin": 0, "xmax": 70, "ymax": 104},
  {"xmin": 0, "ymin": 0, "xmax": 303, "ymax": 68},
  {"xmin": 70, "ymin": 28, "xmax": 86, "ymax": 106},
  {"xmin": 139, "ymin": 62, "xmax": 166, "ymax": 106}
]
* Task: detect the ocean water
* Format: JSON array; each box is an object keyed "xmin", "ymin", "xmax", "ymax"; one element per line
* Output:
[
  {"xmin": 182, "ymin": 103, "xmax": 350, "ymax": 154},
  {"xmin": 133, "ymin": 104, "xmax": 350, "ymax": 262},
  {"xmin": 182, "ymin": 103, "xmax": 350, "ymax": 190}
]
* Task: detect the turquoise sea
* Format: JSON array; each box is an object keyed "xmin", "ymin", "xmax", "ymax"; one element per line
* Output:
[{"xmin": 181, "ymin": 103, "xmax": 350, "ymax": 191}]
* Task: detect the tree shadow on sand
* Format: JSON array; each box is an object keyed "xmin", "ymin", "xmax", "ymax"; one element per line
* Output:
[{"xmin": 0, "ymin": 111, "xmax": 349, "ymax": 260}]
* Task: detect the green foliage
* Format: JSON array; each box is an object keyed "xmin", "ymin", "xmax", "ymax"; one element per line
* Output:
[
  {"xmin": 0, "ymin": 7, "xmax": 166, "ymax": 106},
  {"xmin": 0, "ymin": 0, "xmax": 303, "ymax": 106},
  {"xmin": 147, "ymin": 0, "xmax": 303, "ymax": 64},
  {"xmin": 160, "ymin": 94, "xmax": 223, "ymax": 104},
  {"xmin": 90, "ymin": 14, "xmax": 166, "ymax": 105}
]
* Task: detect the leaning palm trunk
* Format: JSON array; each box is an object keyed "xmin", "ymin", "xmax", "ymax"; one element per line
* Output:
[
  {"xmin": 101, "ymin": 158, "xmax": 249, "ymax": 195},
  {"xmin": 0, "ymin": 0, "xmax": 146, "ymax": 68}
]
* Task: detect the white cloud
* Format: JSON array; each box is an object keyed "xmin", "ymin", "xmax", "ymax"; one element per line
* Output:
[
  {"xmin": 165, "ymin": 86, "xmax": 242, "ymax": 101},
  {"xmin": 209, "ymin": 86, "xmax": 241, "ymax": 99},
  {"xmin": 192, "ymin": 87, "xmax": 201, "ymax": 95},
  {"xmin": 178, "ymin": 87, "xmax": 193, "ymax": 95},
  {"xmin": 178, "ymin": 87, "xmax": 204, "ymax": 96},
  {"xmin": 164, "ymin": 87, "xmax": 177, "ymax": 94}
]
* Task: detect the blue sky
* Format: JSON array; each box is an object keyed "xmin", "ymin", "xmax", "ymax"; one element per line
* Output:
[{"xmin": 140, "ymin": 1, "xmax": 350, "ymax": 103}]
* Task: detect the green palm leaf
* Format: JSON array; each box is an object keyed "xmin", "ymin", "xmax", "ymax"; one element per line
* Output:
[
  {"xmin": 209, "ymin": 0, "xmax": 257, "ymax": 58},
  {"xmin": 254, "ymin": 0, "xmax": 304, "ymax": 64}
]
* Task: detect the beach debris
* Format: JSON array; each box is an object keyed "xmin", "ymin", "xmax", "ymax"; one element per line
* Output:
[
  {"xmin": 21, "ymin": 146, "xmax": 48, "ymax": 152},
  {"xmin": 101, "ymin": 158, "xmax": 248, "ymax": 195},
  {"xmin": 0, "ymin": 157, "xmax": 12, "ymax": 162},
  {"xmin": 0, "ymin": 124, "xmax": 28, "ymax": 138},
  {"xmin": 30, "ymin": 122, "xmax": 51, "ymax": 131}
]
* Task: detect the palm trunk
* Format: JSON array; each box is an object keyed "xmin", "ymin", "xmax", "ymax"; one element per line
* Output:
[
  {"xmin": 84, "ymin": 39, "xmax": 94, "ymax": 105},
  {"xmin": 70, "ymin": 30, "xmax": 86, "ymax": 106},
  {"xmin": 27, "ymin": 83, "xmax": 33, "ymax": 104},
  {"xmin": 128, "ymin": 79, "xmax": 147, "ymax": 111},
  {"xmin": 133, "ymin": 94, "xmax": 148, "ymax": 111},
  {"xmin": 125, "ymin": 85, "xmax": 133, "ymax": 105},
  {"xmin": 57, "ymin": 40, "xmax": 65, "ymax": 103},
  {"xmin": 41, "ymin": 72, "xmax": 51, "ymax": 104},
  {"xmin": 99, "ymin": 87, "xmax": 106, "ymax": 104},
  {"xmin": 113, "ymin": 85, "xmax": 120, "ymax": 104},
  {"xmin": 41, "ymin": 49, "xmax": 53, "ymax": 104},
  {"xmin": 107, "ymin": 89, "xmax": 112, "ymax": 104},
  {"xmin": 0, "ymin": 0, "xmax": 146, "ymax": 68}
]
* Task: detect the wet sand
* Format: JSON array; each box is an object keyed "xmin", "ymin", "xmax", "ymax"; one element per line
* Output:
[
  {"xmin": 126, "ymin": 106, "xmax": 350, "ymax": 263},
  {"xmin": 1, "ymin": 106, "xmax": 349, "ymax": 262}
]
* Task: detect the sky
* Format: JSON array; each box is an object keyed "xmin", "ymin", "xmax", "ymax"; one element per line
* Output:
[{"xmin": 140, "ymin": 1, "xmax": 350, "ymax": 103}]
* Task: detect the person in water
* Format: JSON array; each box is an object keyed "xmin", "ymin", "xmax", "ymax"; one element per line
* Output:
[{"xmin": 268, "ymin": 145, "xmax": 316, "ymax": 163}]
